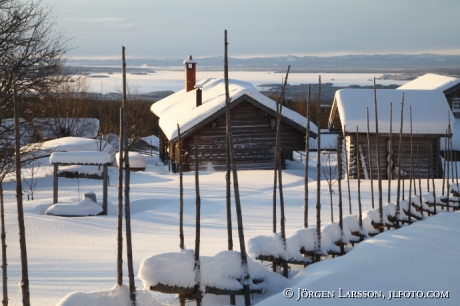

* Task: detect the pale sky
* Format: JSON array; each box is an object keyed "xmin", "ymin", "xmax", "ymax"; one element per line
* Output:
[{"xmin": 43, "ymin": 0, "xmax": 460, "ymax": 59}]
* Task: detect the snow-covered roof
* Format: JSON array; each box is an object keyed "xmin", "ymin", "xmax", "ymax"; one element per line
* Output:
[
  {"xmin": 140, "ymin": 135, "xmax": 159, "ymax": 147},
  {"xmin": 115, "ymin": 151, "xmax": 147, "ymax": 169},
  {"xmin": 151, "ymin": 78, "xmax": 317, "ymax": 141},
  {"xmin": 50, "ymin": 151, "xmax": 111, "ymax": 165},
  {"xmin": 398, "ymin": 73, "xmax": 460, "ymax": 92},
  {"xmin": 330, "ymin": 89, "xmax": 454, "ymax": 135},
  {"xmin": 38, "ymin": 137, "xmax": 115, "ymax": 159}
]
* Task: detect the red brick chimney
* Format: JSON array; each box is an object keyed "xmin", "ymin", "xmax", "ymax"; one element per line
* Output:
[{"xmin": 183, "ymin": 55, "xmax": 197, "ymax": 92}]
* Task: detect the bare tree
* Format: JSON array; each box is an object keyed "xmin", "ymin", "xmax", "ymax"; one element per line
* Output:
[
  {"xmin": 1, "ymin": 0, "xmax": 69, "ymax": 113},
  {"xmin": 31, "ymin": 77, "xmax": 96, "ymax": 140},
  {"xmin": 321, "ymin": 151, "xmax": 338, "ymax": 222},
  {"xmin": 15, "ymin": 86, "xmax": 31, "ymax": 305},
  {"xmin": 1, "ymin": 0, "xmax": 69, "ymax": 204},
  {"xmin": 21, "ymin": 158, "xmax": 40, "ymax": 201},
  {"xmin": 224, "ymin": 30, "xmax": 251, "ymax": 306}
]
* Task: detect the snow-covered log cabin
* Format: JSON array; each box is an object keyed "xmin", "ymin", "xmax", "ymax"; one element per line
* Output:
[
  {"xmin": 398, "ymin": 73, "xmax": 460, "ymax": 159},
  {"xmin": 328, "ymin": 89, "xmax": 455, "ymax": 179},
  {"xmin": 151, "ymin": 56, "xmax": 317, "ymax": 172},
  {"xmin": 398, "ymin": 73, "xmax": 460, "ymax": 118}
]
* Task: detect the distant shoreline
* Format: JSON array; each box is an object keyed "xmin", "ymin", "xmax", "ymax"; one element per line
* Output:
[{"xmin": 67, "ymin": 65, "xmax": 460, "ymax": 80}]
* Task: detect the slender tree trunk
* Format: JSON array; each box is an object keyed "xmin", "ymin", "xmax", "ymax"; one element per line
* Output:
[
  {"xmin": 408, "ymin": 107, "xmax": 413, "ymax": 223},
  {"xmin": 276, "ymin": 66, "xmax": 290, "ymax": 278},
  {"xmin": 366, "ymin": 108, "xmax": 375, "ymax": 209},
  {"xmin": 402, "ymin": 150, "xmax": 405, "ymax": 201},
  {"xmin": 344, "ymin": 128, "xmax": 352, "ymax": 214},
  {"xmin": 315, "ymin": 75, "xmax": 322, "ymax": 261},
  {"xmin": 116, "ymin": 47, "xmax": 126, "ymax": 287},
  {"xmin": 304, "ymin": 84, "xmax": 311, "ymax": 229},
  {"xmin": 328, "ymin": 177, "xmax": 333, "ymax": 223},
  {"xmin": 336, "ymin": 135, "xmax": 345, "ymax": 254},
  {"xmin": 431, "ymin": 145, "xmax": 436, "ymax": 215},
  {"xmin": 117, "ymin": 108, "xmax": 124, "ymax": 286},
  {"xmin": 356, "ymin": 127, "xmax": 362, "ymax": 229},
  {"xmin": 396, "ymin": 96, "xmax": 404, "ymax": 228},
  {"xmin": 194, "ymin": 137, "xmax": 203, "ymax": 306},
  {"xmin": 456, "ymin": 151, "xmax": 459, "ymax": 186},
  {"xmin": 451, "ymin": 128, "xmax": 454, "ymax": 184},
  {"xmin": 225, "ymin": 123, "xmax": 234, "ymax": 306},
  {"xmin": 122, "ymin": 47, "xmax": 136, "ymax": 304},
  {"xmin": 178, "ymin": 125, "xmax": 184, "ymax": 250},
  {"xmin": 273, "ymin": 146, "xmax": 278, "ymax": 236},
  {"xmin": 225, "ymin": 128, "xmax": 233, "ymax": 251},
  {"xmin": 388, "ymin": 103, "xmax": 393, "ymax": 204},
  {"xmin": 446, "ymin": 126, "xmax": 451, "ymax": 211},
  {"xmin": 373, "ymin": 79, "xmax": 383, "ymax": 232},
  {"xmin": 0, "ymin": 181, "xmax": 8, "ymax": 306},
  {"xmin": 417, "ymin": 146, "xmax": 423, "ymax": 217},
  {"xmin": 224, "ymin": 30, "xmax": 251, "ymax": 306},
  {"xmin": 442, "ymin": 130, "xmax": 447, "ymax": 197},
  {"xmin": 426, "ymin": 139, "xmax": 430, "ymax": 193},
  {"xmin": 14, "ymin": 85, "xmax": 30, "ymax": 305}
]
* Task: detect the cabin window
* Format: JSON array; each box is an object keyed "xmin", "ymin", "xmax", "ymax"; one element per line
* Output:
[
  {"xmin": 453, "ymin": 99, "xmax": 460, "ymax": 118},
  {"xmin": 452, "ymin": 100, "xmax": 460, "ymax": 111}
]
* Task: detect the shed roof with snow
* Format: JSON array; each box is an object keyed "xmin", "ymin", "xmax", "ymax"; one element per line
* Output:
[
  {"xmin": 397, "ymin": 73, "xmax": 460, "ymax": 94},
  {"xmin": 151, "ymin": 78, "xmax": 317, "ymax": 142},
  {"xmin": 50, "ymin": 151, "xmax": 111, "ymax": 165},
  {"xmin": 329, "ymin": 89, "xmax": 454, "ymax": 135}
]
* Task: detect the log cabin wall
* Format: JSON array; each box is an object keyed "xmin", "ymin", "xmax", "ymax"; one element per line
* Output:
[
  {"xmin": 345, "ymin": 134, "xmax": 442, "ymax": 180},
  {"xmin": 172, "ymin": 101, "xmax": 305, "ymax": 172}
]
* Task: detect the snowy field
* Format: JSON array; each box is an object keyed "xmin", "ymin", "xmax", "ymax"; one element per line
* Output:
[{"xmin": 1, "ymin": 150, "xmax": 459, "ymax": 305}]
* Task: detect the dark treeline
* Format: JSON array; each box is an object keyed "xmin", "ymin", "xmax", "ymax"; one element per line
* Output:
[
  {"xmin": 263, "ymin": 91, "xmax": 331, "ymax": 129},
  {"xmin": 12, "ymin": 93, "xmax": 159, "ymax": 144}
]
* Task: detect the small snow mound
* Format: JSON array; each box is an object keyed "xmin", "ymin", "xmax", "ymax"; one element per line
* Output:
[
  {"xmin": 56, "ymin": 284, "xmax": 159, "ymax": 306},
  {"xmin": 45, "ymin": 198, "xmax": 103, "ymax": 216}
]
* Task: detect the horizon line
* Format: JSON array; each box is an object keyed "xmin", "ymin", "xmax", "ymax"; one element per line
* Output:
[{"xmin": 64, "ymin": 50, "xmax": 460, "ymax": 61}]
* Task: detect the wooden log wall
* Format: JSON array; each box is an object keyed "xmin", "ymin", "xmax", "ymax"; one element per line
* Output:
[
  {"xmin": 173, "ymin": 102, "xmax": 305, "ymax": 172},
  {"xmin": 346, "ymin": 134, "xmax": 442, "ymax": 179}
]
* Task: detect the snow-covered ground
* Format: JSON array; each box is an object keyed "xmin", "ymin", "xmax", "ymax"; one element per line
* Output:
[{"xmin": 1, "ymin": 149, "xmax": 459, "ymax": 305}]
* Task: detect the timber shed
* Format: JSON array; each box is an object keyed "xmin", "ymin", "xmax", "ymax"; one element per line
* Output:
[
  {"xmin": 398, "ymin": 73, "xmax": 460, "ymax": 158},
  {"xmin": 328, "ymin": 89, "xmax": 454, "ymax": 179},
  {"xmin": 151, "ymin": 56, "xmax": 317, "ymax": 172},
  {"xmin": 398, "ymin": 73, "xmax": 460, "ymax": 118}
]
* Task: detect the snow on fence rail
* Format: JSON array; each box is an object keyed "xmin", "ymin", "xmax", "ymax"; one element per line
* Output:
[{"xmin": 138, "ymin": 250, "xmax": 268, "ymax": 296}]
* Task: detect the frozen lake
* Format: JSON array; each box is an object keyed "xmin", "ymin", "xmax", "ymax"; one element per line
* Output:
[{"xmin": 83, "ymin": 70, "xmax": 409, "ymax": 94}]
